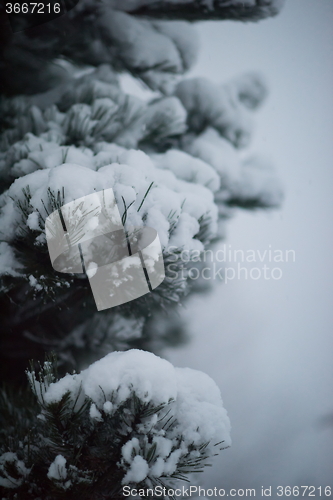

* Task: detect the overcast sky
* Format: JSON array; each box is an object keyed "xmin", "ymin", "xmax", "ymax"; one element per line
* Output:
[{"xmin": 165, "ymin": 0, "xmax": 333, "ymax": 490}]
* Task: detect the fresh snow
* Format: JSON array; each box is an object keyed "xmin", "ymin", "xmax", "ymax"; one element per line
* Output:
[
  {"xmin": 89, "ymin": 403, "xmax": 103, "ymax": 421},
  {"xmin": 175, "ymin": 73, "xmax": 268, "ymax": 148},
  {"xmin": 82, "ymin": 350, "xmax": 178, "ymax": 407},
  {"xmin": 0, "ymin": 452, "xmax": 31, "ymax": 488},
  {"xmin": 0, "ymin": 147, "xmax": 218, "ymax": 262},
  {"xmin": 122, "ymin": 455, "xmax": 149, "ymax": 484},
  {"xmin": 0, "ymin": 67, "xmax": 282, "ymax": 286},
  {"xmin": 0, "ymin": 242, "xmax": 22, "ymax": 277},
  {"xmin": 95, "ymin": 10, "xmax": 198, "ymax": 92},
  {"xmin": 47, "ymin": 455, "xmax": 67, "ymax": 481},
  {"xmin": 37, "ymin": 350, "xmax": 231, "ymax": 485},
  {"xmin": 47, "ymin": 455, "xmax": 72, "ymax": 489}
]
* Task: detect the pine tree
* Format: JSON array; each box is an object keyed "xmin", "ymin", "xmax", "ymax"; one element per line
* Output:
[{"xmin": 0, "ymin": 1, "xmax": 285, "ymax": 498}]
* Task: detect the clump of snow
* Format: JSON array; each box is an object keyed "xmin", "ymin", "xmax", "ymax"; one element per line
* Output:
[
  {"xmin": 183, "ymin": 128, "xmax": 283, "ymax": 209},
  {"xmin": 47, "ymin": 455, "xmax": 72, "ymax": 489},
  {"xmin": 150, "ymin": 20, "xmax": 199, "ymax": 71},
  {"xmin": 96, "ymin": 10, "xmax": 198, "ymax": 92},
  {"xmin": 103, "ymin": 401, "xmax": 113, "ymax": 414},
  {"xmin": 152, "ymin": 149, "xmax": 220, "ymax": 192},
  {"xmin": 82, "ymin": 350, "xmax": 178, "ymax": 407},
  {"xmin": 38, "ymin": 372, "xmax": 83, "ymax": 408},
  {"xmin": 228, "ymin": 71, "xmax": 268, "ymax": 110},
  {"xmin": 39, "ymin": 350, "xmax": 231, "ymax": 486},
  {"xmin": 0, "ymin": 452, "xmax": 31, "ymax": 488},
  {"xmin": 26, "ymin": 211, "xmax": 40, "ymax": 231},
  {"xmin": 228, "ymin": 155, "xmax": 284, "ymax": 208},
  {"xmin": 182, "ymin": 127, "xmax": 242, "ymax": 187},
  {"xmin": 173, "ymin": 367, "xmax": 231, "ymax": 446},
  {"xmin": 89, "ymin": 403, "xmax": 103, "ymax": 422},
  {"xmin": 0, "ymin": 242, "xmax": 22, "ymax": 277},
  {"xmin": 122, "ymin": 455, "xmax": 149, "ymax": 484},
  {"xmin": 168, "ymin": 212, "xmax": 202, "ymax": 252},
  {"xmin": 47, "ymin": 455, "xmax": 67, "ymax": 481},
  {"xmin": 143, "ymin": 96, "xmax": 187, "ymax": 138},
  {"xmin": 86, "ymin": 262, "xmax": 98, "ymax": 279},
  {"xmin": 175, "ymin": 73, "xmax": 267, "ymax": 148},
  {"xmin": 29, "ymin": 275, "xmax": 43, "ymax": 291}
]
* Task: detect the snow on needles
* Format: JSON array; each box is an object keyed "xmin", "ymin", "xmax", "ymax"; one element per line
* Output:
[
  {"xmin": 0, "ymin": 149, "xmax": 217, "ymax": 253},
  {"xmin": 39, "ymin": 349, "xmax": 231, "ymax": 485},
  {"xmin": 0, "ymin": 67, "xmax": 283, "ymax": 292}
]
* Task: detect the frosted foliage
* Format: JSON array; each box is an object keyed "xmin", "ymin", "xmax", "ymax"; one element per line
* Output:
[
  {"xmin": 175, "ymin": 72, "xmax": 268, "ymax": 148},
  {"xmin": 96, "ymin": 10, "xmax": 199, "ymax": 92},
  {"xmin": 0, "ymin": 1, "xmax": 286, "ymax": 494},
  {"xmin": 228, "ymin": 156, "xmax": 284, "ymax": 208},
  {"xmin": 0, "ymin": 68, "xmax": 188, "ymax": 153},
  {"xmin": 150, "ymin": 21, "xmax": 200, "ymax": 71},
  {"xmin": 0, "ymin": 148, "xmax": 217, "ymax": 261},
  {"xmin": 183, "ymin": 128, "xmax": 242, "ymax": 187},
  {"xmin": 173, "ymin": 367, "xmax": 230, "ymax": 445},
  {"xmin": 0, "ymin": 67, "xmax": 282, "ymax": 299},
  {"xmin": 42, "ymin": 373, "xmax": 82, "ymax": 405},
  {"xmin": 151, "ymin": 149, "xmax": 220, "ymax": 192},
  {"xmin": 82, "ymin": 350, "xmax": 178, "ymax": 406},
  {"xmin": 183, "ymin": 128, "xmax": 283, "ymax": 207},
  {"xmin": 229, "ymin": 72, "xmax": 268, "ymax": 110},
  {"xmin": 143, "ymin": 97, "xmax": 187, "ymax": 139},
  {"xmin": 0, "ymin": 452, "xmax": 31, "ymax": 488},
  {"xmin": 41, "ymin": 350, "xmax": 231, "ymax": 485}
]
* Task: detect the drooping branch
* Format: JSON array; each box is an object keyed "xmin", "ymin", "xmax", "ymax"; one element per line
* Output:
[
  {"xmin": 112, "ymin": 0, "xmax": 286, "ymax": 22},
  {"xmin": 0, "ymin": 0, "xmax": 286, "ymax": 96}
]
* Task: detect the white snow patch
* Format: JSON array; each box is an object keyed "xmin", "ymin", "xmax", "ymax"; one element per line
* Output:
[
  {"xmin": 47, "ymin": 455, "xmax": 67, "ymax": 481},
  {"xmin": 89, "ymin": 403, "xmax": 103, "ymax": 422},
  {"xmin": 0, "ymin": 452, "xmax": 30, "ymax": 488},
  {"xmin": 0, "ymin": 242, "xmax": 23, "ymax": 277},
  {"xmin": 26, "ymin": 211, "xmax": 40, "ymax": 231},
  {"xmin": 47, "ymin": 455, "xmax": 71, "ymax": 489},
  {"xmin": 103, "ymin": 401, "xmax": 113, "ymax": 414},
  {"xmin": 28, "ymin": 275, "xmax": 43, "ymax": 291},
  {"xmin": 122, "ymin": 455, "xmax": 149, "ymax": 484},
  {"xmin": 81, "ymin": 350, "xmax": 177, "ymax": 408}
]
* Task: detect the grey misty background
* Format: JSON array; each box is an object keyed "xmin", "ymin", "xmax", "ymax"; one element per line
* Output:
[{"xmin": 163, "ymin": 0, "xmax": 333, "ymax": 489}]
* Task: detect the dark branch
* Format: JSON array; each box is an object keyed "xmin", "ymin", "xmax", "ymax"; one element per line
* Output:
[{"xmin": 117, "ymin": 0, "xmax": 286, "ymax": 22}]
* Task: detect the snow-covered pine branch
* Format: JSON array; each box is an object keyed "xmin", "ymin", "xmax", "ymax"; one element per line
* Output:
[
  {"xmin": 175, "ymin": 72, "xmax": 268, "ymax": 148},
  {"xmin": 0, "ymin": 7, "xmax": 200, "ymax": 95},
  {"xmin": 0, "ymin": 66, "xmax": 283, "ymax": 370},
  {"xmin": 0, "ymin": 0, "xmax": 285, "ymax": 96},
  {"xmin": 0, "ymin": 350, "xmax": 231, "ymax": 499}
]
